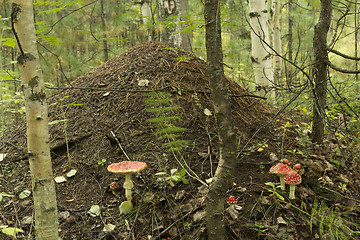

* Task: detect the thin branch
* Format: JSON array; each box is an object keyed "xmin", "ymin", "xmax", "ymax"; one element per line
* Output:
[
  {"xmin": 326, "ymin": 45, "xmax": 360, "ymax": 60},
  {"xmin": 44, "ymin": 1, "xmax": 97, "ymax": 35},
  {"xmin": 327, "ymin": 61, "xmax": 360, "ymax": 74}
]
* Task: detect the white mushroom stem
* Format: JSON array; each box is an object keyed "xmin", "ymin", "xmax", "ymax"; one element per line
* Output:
[
  {"xmin": 123, "ymin": 173, "xmax": 134, "ymax": 201},
  {"xmin": 289, "ymin": 184, "xmax": 296, "ymax": 199},
  {"xmin": 279, "ymin": 176, "xmax": 286, "ymax": 190}
]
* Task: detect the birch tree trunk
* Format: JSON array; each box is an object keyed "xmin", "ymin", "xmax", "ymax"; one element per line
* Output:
[
  {"xmin": 140, "ymin": 0, "xmax": 153, "ymax": 41},
  {"xmin": 272, "ymin": 0, "xmax": 282, "ymax": 95},
  {"xmin": 249, "ymin": 0, "xmax": 274, "ymax": 101},
  {"xmin": 204, "ymin": 1, "xmax": 237, "ymax": 239},
  {"xmin": 312, "ymin": 0, "xmax": 332, "ymax": 144},
  {"xmin": 12, "ymin": 1, "xmax": 59, "ymax": 239},
  {"xmin": 286, "ymin": 0, "xmax": 293, "ymax": 87}
]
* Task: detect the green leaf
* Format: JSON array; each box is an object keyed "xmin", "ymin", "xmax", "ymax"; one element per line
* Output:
[
  {"xmin": 19, "ymin": 190, "xmax": 31, "ymax": 199},
  {"xmin": 88, "ymin": 205, "xmax": 100, "ymax": 217},
  {"xmin": 180, "ymin": 168, "xmax": 186, "ymax": 177},
  {"xmin": 2, "ymin": 227, "xmax": 24, "ymax": 237},
  {"xmin": 203, "ymin": 108, "xmax": 212, "ymax": 116},
  {"xmin": 119, "ymin": 201, "xmax": 133, "ymax": 214},
  {"xmin": 182, "ymin": 178, "xmax": 189, "ymax": 184},
  {"xmin": 155, "ymin": 172, "xmax": 167, "ymax": 176},
  {"xmin": 170, "ymin": 169, "xmax": 178, "ymax": 175}
]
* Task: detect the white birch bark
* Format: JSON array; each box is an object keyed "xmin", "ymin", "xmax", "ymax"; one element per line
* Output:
[
  {"xmin": 140, "ymin": 0, "xmax": 153, "ymax": 41},
  {"xmin": 249, "ymin": 0, "xmax": 274, "ymax": 101},
  {"xmin": 272, "ymin": 0, "xmax": 282, "ymax": 94},
  {"xmin": 12, "ymin": 1, "xmax": 59, "ymax": 239}
]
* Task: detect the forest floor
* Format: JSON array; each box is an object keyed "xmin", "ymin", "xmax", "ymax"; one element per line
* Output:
[{"xmin": 1, "ymin": 42, "xmax": 360, "ymax": 240}]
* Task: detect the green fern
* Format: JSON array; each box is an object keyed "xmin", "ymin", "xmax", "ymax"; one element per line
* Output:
[{"xmin": 144, "ymin": 91, "xmax": 188, "ymax": 152}]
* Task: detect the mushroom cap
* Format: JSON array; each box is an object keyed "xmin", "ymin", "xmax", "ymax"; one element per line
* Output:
[
  {"xmin": 269, "ymin": 163, "xmax": 291, "ymax": 176},
  {"xmin": 227, "ymin": 196, "xmax": 237, "ymax": 204},
  {"xmin": 280, "ymin": 158, "xmax": 290, "ymax": 165},
  {"xmin": 293, "ymin": 163, "xmax": 304, "ymax": 175},
  {"xmin": 109, "ymin": 181, "xmax": 120, "ymax": 189},
  {"xmin": 108, "ymin": 161, "xmax": 147, "ymax": 174},
  {"xmin": 284, "ymin": 170, "xmax": 301, "ymax": 185}
]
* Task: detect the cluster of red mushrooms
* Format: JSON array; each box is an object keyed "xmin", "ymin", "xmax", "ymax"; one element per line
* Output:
[{"xmin": 269, "ymin": 158, "xmax": 304, "ymax": 199}]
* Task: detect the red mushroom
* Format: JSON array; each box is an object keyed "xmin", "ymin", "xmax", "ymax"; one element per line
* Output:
[
  {"xmin": 108, "ymin": 161, "xmax": 147, "ymax": 201},
  {"xmin": 280, "ymin": 158, "xmax": 290, "ymax": 165},
  {"xmin": 293, "ymin": 163, "xmax": 304, "ymax": 175},
  {"xmin": 284, "ymin": 170, "xmax": 301, "ymax": 199},
  {"xmin": 269, "ymin": 163, "xmax": 291, "ymax": 190},
  {"xmin": 226, "ymin": 196, "xmax": 239, "ymax": 219},
  {"xmin": 109, "ymin": 181, "xmax": 120, "ymax": 195}
]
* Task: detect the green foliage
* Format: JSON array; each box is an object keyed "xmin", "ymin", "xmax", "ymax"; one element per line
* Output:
[
  {"xmin": 155, "ymin": 168, "xmax": 189, "ymax": 187},
  {"xmin": 144, "ymin": 91, "xmax": 188, "ymax": 152}
]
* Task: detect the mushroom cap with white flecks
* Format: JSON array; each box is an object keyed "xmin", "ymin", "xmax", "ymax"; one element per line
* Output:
[
  {"xmin": 284, "ymin": 170, "xmax": 302, "ymax": 185},
  {"xmin": 293, "ymin": 163, "xmax": 304, "ymax": 175},
  {"xmin": 227, "ymin": 196, "xmax": 237, "ymax": 204},
  {"xmin": 107, "ymin": 161, "xmax": 147, "ymax": 174},
  {"xmin": 269, "ymin": 163, "xmax": 291, "ymax": 176}
]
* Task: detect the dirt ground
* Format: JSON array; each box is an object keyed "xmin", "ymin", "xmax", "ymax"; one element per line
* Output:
[{"xmin": 1, "ymin": 42, "xmax": 359, "ymax": 240}]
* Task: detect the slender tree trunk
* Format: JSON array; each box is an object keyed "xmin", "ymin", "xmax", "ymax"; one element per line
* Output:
[
  {"xmin": 355, "ymin": 0, "xmax": 359, "ymax": 83},
  {"xmin": 178, "ymin": 0, "xmax": 192, "ymax": 51},
  {"xmin": 312, "ymin": 0, "xmax": 332, "ymax": 144},
  {"xmin": 12, "ymin": 1, "xmax": 59, "ymax": 239},
  {"xmin": 204, "ymin": 1, "xmax": 237, "ymax": 239},
  {"xmin": 140, "ymin": 0, "xmax": 153, "ymax": 41},
  {"xmin": 286, "ymin": 0, "xmax": 293, "ymax": 87},
  {"xmin": 272, "ymin": 0, "xmax": 282, "ymax": 98},
  {"xmin": 249, "ymin": 0, "xmax": 274, "ymax": 102},
  {"xmin": 100, "ymin": 0, "xmax": 109, "ymax": 61}
]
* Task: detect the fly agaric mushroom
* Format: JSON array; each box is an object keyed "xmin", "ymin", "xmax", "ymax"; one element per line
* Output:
[
  {"xmin": 109, "ymin": 181, "xmax": 120, "ymax": 195},
  {"xmin": 107, "ymin": 161, "xmax": 147, "ymax": 201},
  {"xmin": 284, "ymin": 170, "xmax": 301, "ymax": 199},
  {"xmin": 280, "ymin": 158, "xmax": 290, "ymax": 165},
  {"xmin": 269, "ymin": 163, "xmax": 291, "ymax": 190},
  {"xmin": 293, "ymin": 163, "xmax": 304, "ymax": 175},
  {"xmin": 226, "ymin": 196, "xmax": 239, "ymax": 219}
]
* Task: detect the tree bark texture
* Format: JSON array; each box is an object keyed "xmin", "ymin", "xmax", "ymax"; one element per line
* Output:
[
  {"xmin": 12, "ymin": 1, "xmax": 59, "ymax": 239},
  {"xmin": 140, "ymin": 0, "xmax": 153, "ymax": 41},
  {"xmin": 204, "ymin": 1, "xmax": 237, "ymax": 239},
  {"xmin": 272, "ymin": 0, "xmax": 282, "ymax": 93},
  {"xmin": 249, "ymin": 0, "xmax": 274, "ymax": 101},
  {"xmin": 312, "ymin": 0, "xmax": 332, "ymax": 144}
]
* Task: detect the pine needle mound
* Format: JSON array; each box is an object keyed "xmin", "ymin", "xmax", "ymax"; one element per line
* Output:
[
  {"xmin": 1, "ymin": 41, "xmax": 283, "ymax": 239},
  {"xmin": 4, "ymin": 41, "xmax": 275, "ymax": 162}
]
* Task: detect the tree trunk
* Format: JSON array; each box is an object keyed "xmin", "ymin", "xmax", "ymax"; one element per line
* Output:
[
  {"xmin": 158, "ymin": 0, "xmax": 179, "ymax": 43},
  {"xmin": 249, "ymin": 0, "xmax": 274, "ymax": 102},
  {"xmin": 272, "ymin": 0, "xmax": 282, "ymax": 97},
  {"xmin": 12, "ymin": 1, "xmax": 59, "ymax": 239},
  {"xmin": 140, "ymin": 0, "xmax": 153, "ymax": 41},
  {"xmin": 178, "ymin": 0, "xmax": 192, "ymax": 51},
  {"xmin": 100, "ymin": 0, "xmax": 109, "ymax": 61},
  {"xmin": 312, "ymin": 0, "xmax": 332, "ymax": 144},
  {"xmin": 204, "ymin": 1, "xmax": 237, "ymax": 240},
  {"xmin": 286, "ymin": 0, "xmax": 293, "ymax": 87}
]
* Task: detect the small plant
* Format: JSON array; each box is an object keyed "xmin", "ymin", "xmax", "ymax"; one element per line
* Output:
[
  {"xmin": 97, "ymin": 159, "xmax": 106, "ymax": 166},
  {"xmin": 144, "ymin": 90, "xmax": 188, "ymax": 152},
  {"xmin": 48, "ymin": 96, "xmax": 83, "ymax": 164},
  {"xmin": 155, "ymin": 168, "xmax": 189, "ymax": 187}
]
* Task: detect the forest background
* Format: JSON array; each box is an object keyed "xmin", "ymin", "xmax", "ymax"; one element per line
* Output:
[
  {"xmin": 1, "ymin": 0, "xmax": 360, "ymax": 137},
  {"xmin": 1, "ymin": 0, "xmax": 360, "ymax": 239}
]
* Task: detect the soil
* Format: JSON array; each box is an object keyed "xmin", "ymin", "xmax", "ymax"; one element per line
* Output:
[{"xmin": 1, "ymin": 42, "xmax": 359, "ymax": 240}]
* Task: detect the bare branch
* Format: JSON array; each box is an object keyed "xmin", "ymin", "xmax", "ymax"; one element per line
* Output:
[
  {"xmin": 327, "ymin": 61, "xmax": 360, "ymax": 74},
  {"xmin": 326, "ymin": 45, "xmax": 360, "ymax": 60}
]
